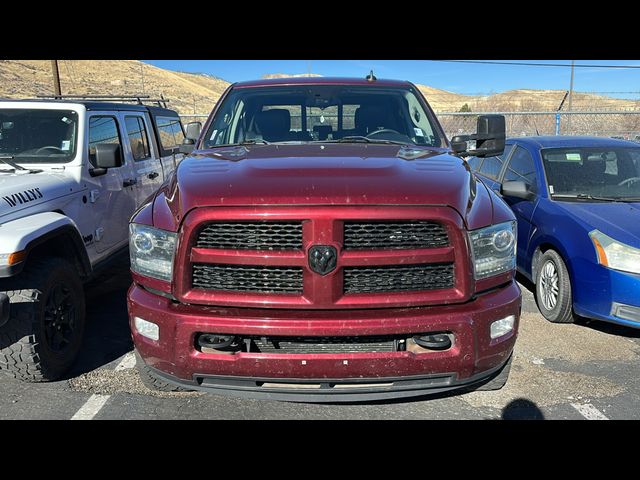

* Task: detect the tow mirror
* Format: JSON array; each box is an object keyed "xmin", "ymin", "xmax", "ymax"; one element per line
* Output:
[
  {"xmin": 180, "ymin": 121, "xmax": 202, "ymax": 154},
  {"xmin": 451, "ymin": 115, "xmax": 506, "ymax": 158}
]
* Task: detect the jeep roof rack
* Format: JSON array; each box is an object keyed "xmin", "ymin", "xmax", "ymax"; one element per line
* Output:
[{"xmin": 35, "ymin": 94, "xmax": 169, "ymax": 108}]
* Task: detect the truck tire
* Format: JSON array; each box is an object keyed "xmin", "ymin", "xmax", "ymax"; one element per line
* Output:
[
  {"xmin": 474, "ymin": 355, "xmax": 513, "ymax": 391},
  {"xmin": 135, "ymin": 351, "xmax": 190, "ymax": 392},
  {"xmin": 535, "ymin": 250, "xmax": 574, "ymax": 324},
  {"xmin": 0, "ymin": 257, "xmax": 85, "ymax": 381}
]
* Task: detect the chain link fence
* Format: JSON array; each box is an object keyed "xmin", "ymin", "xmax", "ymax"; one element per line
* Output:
[{"xmin": 180, "ymin": 111, "xmax": 640, "ymax": 142}]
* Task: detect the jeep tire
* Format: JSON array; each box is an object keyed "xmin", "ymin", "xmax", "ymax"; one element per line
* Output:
[{"xmin": 0, "ymin": 257, "xmax": 85, "ymax": 381}]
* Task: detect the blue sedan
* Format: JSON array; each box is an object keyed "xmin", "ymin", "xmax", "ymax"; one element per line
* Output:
[{"xmin": 468, "ymin": 136, "xmax": 640, "ymax": 328}]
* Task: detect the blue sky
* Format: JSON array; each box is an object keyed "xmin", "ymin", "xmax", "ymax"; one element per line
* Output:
[{"xmin": 144, "ymin": 60, "xmax": 640, "ymax": 98}]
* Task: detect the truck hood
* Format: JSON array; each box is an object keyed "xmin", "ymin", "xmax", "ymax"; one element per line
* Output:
[
  {"xmin": 555, "ymin": 201, "xmax": 640, "ymax": 249},
  {"xmin": 0, "ymin": 171, "xmax": 77, "ymax": 219},
  {"xmin": 153, "ymin": 143, "xmax": 496, "ymax": 231}
]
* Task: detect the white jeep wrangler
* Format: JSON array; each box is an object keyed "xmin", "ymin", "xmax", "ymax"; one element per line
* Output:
[{"xmin": 0, "ymin": 98, "xmax": 185, "ymax": 381}]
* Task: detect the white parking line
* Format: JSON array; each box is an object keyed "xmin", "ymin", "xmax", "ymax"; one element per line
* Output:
[
  {"xmin": 70, "ymin": 351, "xmax": 136, "ymax": 420},
  {"xmin": 571, "ymin": 403, "xmax": 609, "ymax": 420},
  {"xmin": 71, "ymin": 394, "xmax": 111, "ymax": 420},
  {"xmin": 114, "ymin": 351, "xmax": 136, "ymax": 371}
]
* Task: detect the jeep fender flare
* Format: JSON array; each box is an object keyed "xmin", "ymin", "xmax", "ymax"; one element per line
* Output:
[{"xmin": 0, "ymin": 212, "xmax": 91, "ymax": 278}]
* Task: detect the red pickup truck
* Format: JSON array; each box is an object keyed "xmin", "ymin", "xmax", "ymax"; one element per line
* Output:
[{"xmin": 127, "ymin": 76, "xmax": 521, "ymax": 401}]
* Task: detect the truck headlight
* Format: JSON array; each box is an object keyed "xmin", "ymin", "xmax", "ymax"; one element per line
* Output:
[
  {"xmin": 589, "ymin": 230, "xmax": 640, "ymax": 275},
  {"xmin": 468, "ymin": 221, "xmax": 517, "ymax": 279},
  {"xmin": 129, "ymin": 224, "xmax": 177, "ymax": 281}
]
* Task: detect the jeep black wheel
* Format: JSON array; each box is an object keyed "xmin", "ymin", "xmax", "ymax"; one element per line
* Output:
[
  {"xmin": 0, "ymin": 257, "xmax": 85, "ymax": 381},
  {"xmin": 535, "ymin": 250, "xmax": 574, "ymax": 324}
]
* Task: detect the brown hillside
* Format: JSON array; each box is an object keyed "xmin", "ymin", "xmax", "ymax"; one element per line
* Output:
[{"xmin": 0, "ymin": 60, "xmax": 230, "ymax": 115}]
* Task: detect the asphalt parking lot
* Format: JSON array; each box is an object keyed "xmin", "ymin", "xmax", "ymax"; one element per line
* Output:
[{"xmin": 1, "ymin": 257, "xmax": 638, "ymax": 420}]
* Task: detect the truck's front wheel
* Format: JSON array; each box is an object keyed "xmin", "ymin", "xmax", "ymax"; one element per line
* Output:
[{"xmin": 0, "ymin": 257, "xmax": 85, "ymax": 381}]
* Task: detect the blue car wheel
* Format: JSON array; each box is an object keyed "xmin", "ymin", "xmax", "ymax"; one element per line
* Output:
[{"xmin": 535, "ymin": 250, "xmax": 575, "ymax": 323}]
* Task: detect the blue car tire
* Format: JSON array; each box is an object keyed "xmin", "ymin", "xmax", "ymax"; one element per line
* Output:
[{"xmin": 535, "ymin": 250, "xmax": 575, "ymax": 324}]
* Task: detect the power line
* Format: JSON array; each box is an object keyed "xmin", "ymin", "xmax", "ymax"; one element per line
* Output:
[{"xmin": 431, "ymin": 60, "xmax": 640, "ymax": 69}]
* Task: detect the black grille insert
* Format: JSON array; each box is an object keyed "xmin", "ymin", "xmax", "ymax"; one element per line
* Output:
[
  {"xmin": 196, "ymin": 222, "xmax": 303, "ymax": 250},
  {"xmin": 249, "ymin": 335, "xmax": 402, "ymax": 354},
  {"xmin": 344, "ymin": 263, "xmax": 454, "ymax": 294},
  {"xmin": 192, "ymin": 264, "xmax": 303, "ymax": 294},
  {"xmin": 344, "ymin": 221, "xmax": 448, "ymax": 249}
]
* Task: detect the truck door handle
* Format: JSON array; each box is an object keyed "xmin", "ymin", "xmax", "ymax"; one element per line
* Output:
[
  {"xmin": 147, "ymin": 172, "xmax": 159, "ymax": 180},
  {"xmin": 123, "ymin": 178, "xmax": 138, "ymax": 187}
]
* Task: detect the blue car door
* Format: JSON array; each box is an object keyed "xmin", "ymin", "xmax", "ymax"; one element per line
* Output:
[{"xmin": 498, "ymin": 145, "xmax": 540, "ymax": 273}]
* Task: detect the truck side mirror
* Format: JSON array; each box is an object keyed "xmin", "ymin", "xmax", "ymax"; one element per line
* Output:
[
  {"xmin": 502, "ymin": 181, "xmax": 535, "ymax": 200},
  {"xmin": 185, "ymin": 121, "xmax": 202, "ymax": 141},
  {"xmin": 450, "ymin": 115, "xmax": 506, "ymax": 158},
  {"xmin": 179, "ymin": 121, "xmax": 202, "ymax": 155}
]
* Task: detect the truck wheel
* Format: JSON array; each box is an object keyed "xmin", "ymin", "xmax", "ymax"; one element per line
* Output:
[
  {"xmin": 474, "ymin": 355, "xmax": 513, "ymax": 391},
  {"xmin": 0, "ymin": 257, "xmax": 85, "ymax": 381},
  {"xmin": 535, "ymin": 250, "xmax": 574, "ymax": 324},
  {"xmin": 135, "ymin": 351, "xmax": 190, "ymax": 392}
]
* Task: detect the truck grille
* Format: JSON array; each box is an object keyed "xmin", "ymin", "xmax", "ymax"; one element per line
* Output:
[
  {"xmin": 344, "ymin": 221, "xmax": 448, "ymax": 249},
  {"xmin": 250, "ymin": 335, "xmax": 398, "ymax": 353},
  {"xmin": 344, "ymin": 263, "xmax": 454, "ymax": 294},
  {"xmin": 196, "ymin": 222, "xmax": 303, "ymax": 250},
  {"xmin": 192, "ymin": 264, "xmax": 303, "ymax": 294}
]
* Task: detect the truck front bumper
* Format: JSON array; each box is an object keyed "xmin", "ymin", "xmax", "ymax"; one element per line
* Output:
[{"xmin": 128, "ymin": 280, "xmax": 521, "ymax": 402}]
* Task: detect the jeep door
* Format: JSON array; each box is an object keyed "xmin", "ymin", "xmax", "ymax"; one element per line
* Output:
[
  {"xmin": 123, "ymin": 113, "xmax": 164, "ymax": 204},
  {"xmin": 86, "ymin": 113, "xmax": 138, "ymax": 254}
]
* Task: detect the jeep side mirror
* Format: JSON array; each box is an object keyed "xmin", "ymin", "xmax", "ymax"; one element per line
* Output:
[
  {"xmin": 502, "ymin": 180, "xmax": 535, "ymax": 200},
  {"xmin": 90, "ymin": 143, "xmax": 123, "ymax": 176},
  {"xmin": 450, "ymin": 115, "xmax": 506, "ymax": 158},
  {"xmin": 179, "ymin": 138, "xmax": 195, "ymax": 155}
]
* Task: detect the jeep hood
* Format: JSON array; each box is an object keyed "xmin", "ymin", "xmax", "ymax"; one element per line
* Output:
[
  {"xmin": 153, "ymin": 144, "xmax": 496, "ymax": 231},
  {"xmin": 0, "ymin": 171, "xmax": 77, "ymax": 219}
]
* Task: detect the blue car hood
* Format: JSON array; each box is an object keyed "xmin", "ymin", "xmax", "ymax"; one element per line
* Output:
[{"xmin": 555, "ymin": 201, "xmax": 640, "ymax": 248}]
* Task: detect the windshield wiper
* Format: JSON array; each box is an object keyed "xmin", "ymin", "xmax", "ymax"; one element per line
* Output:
[
  {"xmin": 328, "ymin": 136, "xmax": 409, "ymax": 146},
  {"xmin": 0, "ymin": 156, "xmax": 42, "ymax": 174},
  {"xmin": 553, "ymin": 193, "xmax": 632, "ymax": 202}
]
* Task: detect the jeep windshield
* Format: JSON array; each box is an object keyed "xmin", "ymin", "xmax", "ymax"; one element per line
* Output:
[
  {"xmin": 0, "ymin": 109, "xmax": 78, "ymax": 164},
  {"xmin": 202, "ymin": 85, "xmax": 445, "ymax": 148},
  {"xmin": 542, "ymin": 147, "xmax": 640, "ymax": 201}
]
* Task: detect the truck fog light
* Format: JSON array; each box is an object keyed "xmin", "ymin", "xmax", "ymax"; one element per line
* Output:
[
  {"xmin": 490, "ymin": 315, "xmax": 515, "ymax": 340},
  {"xmin": 134, "ymin": 316, "xmax": 159, "ymax": 341}
]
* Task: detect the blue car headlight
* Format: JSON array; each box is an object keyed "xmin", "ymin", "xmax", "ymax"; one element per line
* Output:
[
  {"xmin": 468, "ymin": 221, "xmax": 517, "ymax": 279},
  {"xmin": 589, "ymin": 230, "xmax": 640, "ymax": 275}
]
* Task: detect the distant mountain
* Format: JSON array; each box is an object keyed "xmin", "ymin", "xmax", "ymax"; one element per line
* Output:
[{"xmin": 1, "ymin": 61, "xmax": 637, "ymax": 115}]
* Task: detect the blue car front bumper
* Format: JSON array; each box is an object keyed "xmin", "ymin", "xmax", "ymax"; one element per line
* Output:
[{"xmin": 572, "ymin": 261, "xmax": 640, "ymax": 328}]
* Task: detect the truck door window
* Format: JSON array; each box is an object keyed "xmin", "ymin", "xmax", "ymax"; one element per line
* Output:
[
  {"xmin": 88, "ymin": 116, "xmax": 122, "ymax": 166},
  {"xmin": 125, "ymin": 116, "xmax": 151, "ymax": 161}
]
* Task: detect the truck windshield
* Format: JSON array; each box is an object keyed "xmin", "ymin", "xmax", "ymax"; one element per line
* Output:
[
  {"xmin": 542, "ymin": 147, "xmax": 640, "ymax": 201},
  {"xmin": 202, "ymin": 85, "xmax": 444, "ymax": 148},
  {"xmin": 0, "ymin": 109, "xmax": 78, "ymax": 164}
]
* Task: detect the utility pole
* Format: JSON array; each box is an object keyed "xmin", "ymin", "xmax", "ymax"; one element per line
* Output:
[
  {"xmin": 51, "ymin": 60, "xmax": 61, "ymax": 97},
  {"xmin": 140, "ymin": 62, "xmax": 145, "ymax": 95},
  {"xmin": 566, "ymin": 60, "xmax": 575, "ymax": 134}
]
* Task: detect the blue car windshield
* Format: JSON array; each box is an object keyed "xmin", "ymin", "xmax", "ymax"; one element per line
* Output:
[{"xmin": 542, "ymin": 147, "xmax": 640, "ymax": 200}]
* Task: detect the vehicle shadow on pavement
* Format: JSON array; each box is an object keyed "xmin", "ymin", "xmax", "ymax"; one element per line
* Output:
[
  {"xmin": 501, "ymin": 398, "xmax": 545, "ymax": 420},
  {"xmin": 66, "ymin": 253, "xmax": 134, "ymax": 379}
]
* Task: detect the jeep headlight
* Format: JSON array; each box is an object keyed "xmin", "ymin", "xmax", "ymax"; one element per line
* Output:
[
  {"xmin": 129, "ymin": 224, "xmax": 177, "ymax": 281},
  {"xmin": 468, "ymin": 221, "xmax": 517, "ymax": 279},
  {"xmin": 589, "ymin": 230, "xmax": 640, "ymax": 275}
]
